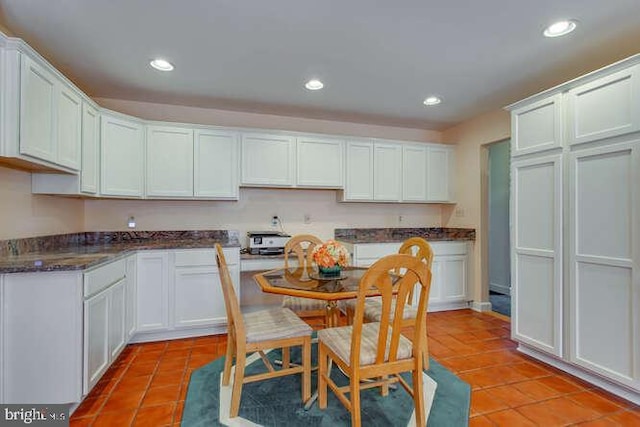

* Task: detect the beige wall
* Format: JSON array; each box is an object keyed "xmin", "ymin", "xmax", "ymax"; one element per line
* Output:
[
  {"xmin": 84, "ymin": 188, "xmax": 443, "ymax": 242},
  {"xmin": 442, "ymin": 109, "xmax": 511, "ymax": 303},
  {"xmin": 94, "ymin": 98, "xmax": 443, "ymax": 144},
  {"xmin": 0, "ymin": 166, "xmax": 84, "ymax": 239}
]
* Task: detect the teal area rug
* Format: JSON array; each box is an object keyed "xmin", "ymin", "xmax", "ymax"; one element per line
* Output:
[{"xmin": 182, "ymin": 344, "xmax": 470, "ymax": 426}]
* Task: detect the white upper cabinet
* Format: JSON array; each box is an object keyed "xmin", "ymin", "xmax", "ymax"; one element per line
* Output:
[
  {"xmin": 427, "ymin": 145, "xmax": 454, "ymax": 202},
  {"xmin": 101, "ymin": 113, "xmax": 144, "ymax": 198},
  {"xmin": 146, "ymin": 126, "xmax": 194, "ymax": 197},
  {"xmin": 194, "ymin": 129, "xmax": 239, "ymax": 199},
  {"xmin": 19, "ymin": 56, "xmax": 56, "ymax": 163},
  {"xmin": 402, "ymin": 144, "xmax": 428, "ymax": 202},
  {"xmin": 19, "ymin": 54, "xmax": 81, "ymax": 171},
  {"xmin": 567, "ymin": 64, "xmax": 640, "ymax": 146},
  {"xmin": 344, "ymin": 140, "xmax": 374, "ymax": 200},
  {"xmin": 373, "ymin": 141, "xmax": 402, "ymax": 201},
  {"xmin": 296, "ymin": 136, "xmax": 344, "ymax": 188},
  {"xmin": 81, "ymin": 102, "xmax": 100, "ymax": 194},
  {"xmin": 511, "ymin": 94, "xmax": 563, "ymax": 156},
  {"xmin": 241, "ymin": 133, "xmax": 295, "ymax": 187}
]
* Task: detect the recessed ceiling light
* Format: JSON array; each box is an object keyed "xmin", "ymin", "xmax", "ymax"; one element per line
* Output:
[
  {"xmin": 305, "ymin": 79, "xmax": 324, "ymax": 90},
  {"xmin": 423, "ymin": 96, "xmax": 442, "ymax": 106},
  {"xmin": 150, "ymin": 58, "xmax": 174, "ymax": 71},
  {"xmin": 543, "ymin": 20, "xmax": 577, "ymax": 37}
]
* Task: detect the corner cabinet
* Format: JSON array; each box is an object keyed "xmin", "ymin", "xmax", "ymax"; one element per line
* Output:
[
  {"xmin": 133, "ymin": 247, "xmax": 240, "ymax": 342},
  {"xmin": 508, "ymin": 55, "xmax": 640, "ymax": 404},
  {"xmin": 101, "ymin": 112, "xmax": 145, "ymax": 198}
]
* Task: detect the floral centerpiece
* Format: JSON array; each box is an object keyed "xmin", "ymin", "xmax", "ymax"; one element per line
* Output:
[{"xmin": 312, "ymin": 240, "xmax": 349, "ymax": 277}]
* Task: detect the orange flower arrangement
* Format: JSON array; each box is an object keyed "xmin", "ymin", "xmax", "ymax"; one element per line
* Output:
[{"xmin": 311, "ymin": 240, "xmax": 349, "ymax": 268}]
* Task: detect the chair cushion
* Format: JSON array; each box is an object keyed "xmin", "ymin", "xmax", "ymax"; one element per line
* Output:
[
  {"xmin": 317, "ymin": 322, "xmax": 413, "ymax": 366},
  {"xmin": 243, "ymin": 308, "xmax": 312, "ymax": 343},
  {"xmin": 282, "ymin": 295, "xmax": 327, "ymax": 312},
  {"xmin": 340, "ymin": 297, "xmax": 418, "ymax": 322}
]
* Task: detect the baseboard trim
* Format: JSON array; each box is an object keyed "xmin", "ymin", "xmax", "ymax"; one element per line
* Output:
[
  {"xmin": 517, "ymin": 344, "xmax": 640, "ymax": 406},
  {"xmin": 470, "ymin": 301, "xmax": 492, "ymax": 312},
  {"xmin": 130, "ymin": 326, "xmax": 227, "ymax": 343},
  {"xmin": 489, "ymin": 282, "xmax": 511, "ymax": 295}
]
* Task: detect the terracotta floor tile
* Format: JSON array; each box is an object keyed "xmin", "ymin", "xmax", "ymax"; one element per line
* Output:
[
  {"xmin": 516, "ymin": 397, "xmax": 601, "ymax": 425},
  {"xmin": 470, "ymin": 389, "xmax": 510, "ymax": 416},
  {"xmin": 133, "ymin": 402, "xmax": 176, "ymax": 426},
  {"xmin": 72, "ymin": 395, "xmax": 106, "ymax": 418},
  {"xmin": 153, "ymin": 370, "xmax": 186, "ymax": 384},
  {"xmin": 509, "ymin": 362, "xmax": 553, "ymax": 380},
  {"xmin": 69, "ymin": 416, "xmax": 95, "ymax": 426},
  {"xmin": 538, "ymin": 375, "xmax": 589, "ymax": 394},
  {"xmin": 164, "ymin": 348, "xmax": 192, "ymax": 358},
  {"xmin": 90, "ymin": 377, "xmax": 119, "ymax": 397},
  {"xmin": 149, "ymin": 373, "xmax": 184, "ymax": 389},
  {"xmin": 468, "ymin": 414, "xmax": 495, "ymax": 426},
  {"xmin": 167, "ymin": 338, "xmax": 194, "ymax": 349},
  {"xmin": 92, "ymin": 408, "xmax": 137, "ymax": 427},
  {"xmin": 126, "ymin": 361, "xmax": 158, "ymax": 377},
  {"xmin": 174, "ymin": 400, "xmax": 185, "ymax": 422},
  {"xmin": 605, "ymin": 410, "xmax": 640, "ymax": 424},
  {"xmin": 511, "ymin": 378, "xmax": 563, "ymax": 401},
  {"xmin": 486, "ymin": 408, "xmax": 537, "ymax": 426},
  {"xmin": 484, "ymin": 384, "xmax": 536, "ymax": 408},
  {"xmin": 141, "ymin": 384, "xmax": 182, "ymax": 407},
  {"xmin": 576, "ymin": 418, "xmax": 621, "ymax": 426},
  {"xmin": 115, "ymin": 374, "xmax": 153, "ymax": 392},
  {"xmin": 568, "ymin": 390, "xmax": 625, "ymax": 416},
  {"xmin": 101, "ymin": 389, "xmax": 146, "ymax": 412}
]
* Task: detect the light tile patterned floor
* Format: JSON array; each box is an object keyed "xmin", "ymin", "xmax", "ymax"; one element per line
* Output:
[{"xmin": 70, "ymin": 310, "xmax": 640, "ymax": 426}]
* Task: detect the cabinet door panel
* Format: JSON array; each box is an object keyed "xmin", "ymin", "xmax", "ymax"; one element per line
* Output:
[
  {"xmin": 402, "ymin": 144, "xmax": 428, "ymax": 201},
  {"xmin": 125, "ymin": 255, "xmax": 137, "ymax": 339},
  {"xmin": 427, "ymin": 146, "xmax": 453, "ymax": 202},
  {"xmin": 195, "ymin": 130, "xmax": 239, "ymax": 198},
  {"xmin": 174, "ymin": 267, "xmax": 223, "ymax": 328},
  {"xmin": 146, "ymin": 126, "xmax": 194, "ymax": 197},
  {"xmin": 296, "ymin": 137, "xmax": 344, "ymax": 187},
  {"xmin": 440, "ymin": 256, "xmax": 467, "ymax": 300},
  {"xmin": 344, "ymin": 141, "xmax": 373, "ymax": 200},
  {"xmin": 136, "ymin": 252, "xmax": 169, "ymax": 332},
  {"xmin": 84, "ymin": 291, "xmax": 109, "ymax": 393},
  {"xmin": 511, "ymin": 154, "xmax": 563, "ymax": 357},
  {"xmin": 81, "ymin": 103, "xmax": 99, "ymax": 194},
  {"xmin": 373, "ymin": 142, "xmax": 401, "ymax": 201},
  {"xmin": 56, "ymin": 85, "xmax": 81, "ymax": 169},
  {"xmin": 241, "ymin": 133, "xmax": 295, "ymax": 186},
  {"xmin": 101, "ymin": 115, "xmax": 144, "ymax": 197},
  {"xmin": 20, "ymin": 56, "xmax": 56, "ymax": 162},
  {"xmin": 568, "ymin": 65, "xmax": 640, "ymax": 145},
  {"xmin": 511, "ymin": 94, "xmax": 563, "ymax": 156},
  {"xmin": 569, "ymin": 141, "xmax": 639, "ymax": 388},
  {"xmin": 108, "ymin": 280, "xmax": 126, "ymax": 360}
]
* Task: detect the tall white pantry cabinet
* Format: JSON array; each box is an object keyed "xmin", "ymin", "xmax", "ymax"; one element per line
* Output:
[{"xmin": 508, "ymin": 56, "xmax": 640, "ymax": 403}]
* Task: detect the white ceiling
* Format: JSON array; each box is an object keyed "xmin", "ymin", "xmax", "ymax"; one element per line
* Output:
[{"xmin": 1, "ymin": 0, "xmax": 639, "ymax": 130}]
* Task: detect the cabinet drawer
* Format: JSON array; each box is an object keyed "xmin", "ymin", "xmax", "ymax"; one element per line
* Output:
[
  {"xmin": 84, "ymin": 258, "xmax": 126, "ymax": 298},
  {"xmin": 174, "ymin": 248, "xmax": 239, "ymax": 267}
]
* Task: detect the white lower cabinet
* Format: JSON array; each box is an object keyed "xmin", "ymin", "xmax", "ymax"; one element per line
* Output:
[
  {"xmin": 134, "ymin": 248, "xmax": 240, "ymax": 341},
  {"xmin": 346, "ymin": 241, "xmax": 469, "ymax": 311},
  {"xmin": 136, "ymin": 251, "xmax": 170, "ymax": 332},
  {"xmin": 125, "ymin": 254, "xmax": 137, "ymax": 339},
  {"xmin": 84, "ymin": 289, "xmax": 110, "ymax": 393}
]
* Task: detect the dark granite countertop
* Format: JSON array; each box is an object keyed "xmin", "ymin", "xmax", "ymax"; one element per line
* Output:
[
  {"xmin": 334, "ymin": 227, "xmax": 475, "ymax": 244},
  {"xmin": 0, "ymin": 231, "xmax": 240, "ymax": 274}
]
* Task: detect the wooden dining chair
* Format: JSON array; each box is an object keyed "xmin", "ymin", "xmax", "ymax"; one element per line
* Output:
[
  {"xmin": 281, "ymin": 234, "xmax": 331, "ymax": 326},
  {"xmin": 317, "ymin": 253, "xmax": 432, "ymax": 427},
  {"xmin": 215, "ymin": 244, "xmax": 312, "ymax": 418},
  {"xmin": 342, "ymin": 237, "xmax": 434, "ymax": 366}
]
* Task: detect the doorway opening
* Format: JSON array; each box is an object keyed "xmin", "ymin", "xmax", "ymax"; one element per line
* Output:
[{"xmin": 486, "ymin": 139, "xmax": 511, "ymax": 317}]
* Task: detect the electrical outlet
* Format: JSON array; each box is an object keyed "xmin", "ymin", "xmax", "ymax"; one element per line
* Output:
[
  {"xmin": 455, "ymin": 207, "xmax": 465, "ymax": 218},
  {"xmin": 398, "ymin": 215, "xmax": 404, "ymax": 224},
  {"xmin": 127, "ymin": 216, "xmax": 136, "ymax": 228},
  {"xmin": 303, "ymin": 213, "xmax": 311, "ymax": 224},
  {"xmin": 271, "ymin": 215, "xmax": 279, "ymax": 227}
]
